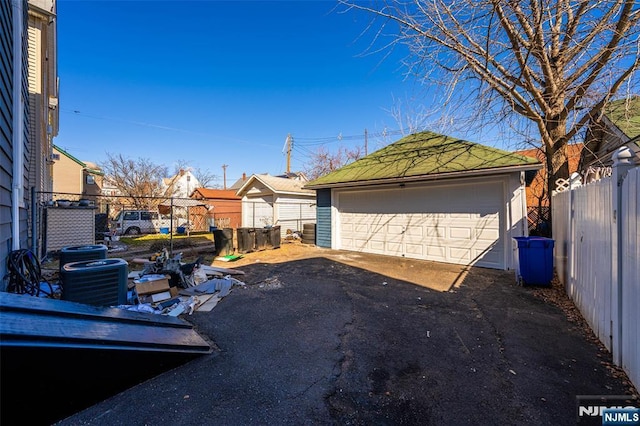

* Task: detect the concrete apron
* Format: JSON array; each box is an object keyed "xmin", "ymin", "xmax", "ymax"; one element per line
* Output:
[
  {"xmin": 211, "ymin": 242, "xmax": 500, "ymax": 292},
  {"xmin": 322, "ymin": 251, "xmax": 472, "ymax": 292}
]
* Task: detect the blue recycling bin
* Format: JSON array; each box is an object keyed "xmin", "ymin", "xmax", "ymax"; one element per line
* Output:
[{"xmin": 513, "ymin": 236, "xmax": 555, "ymax": 286}]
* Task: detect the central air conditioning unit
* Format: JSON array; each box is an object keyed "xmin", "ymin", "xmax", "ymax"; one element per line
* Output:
[
  {"xmin": 61, "ymin": 259, "xmax": 128, "ymax": 306},
  {"xmin": 59, "ymin": 244, "xmax": 108, "ymax": 271}
]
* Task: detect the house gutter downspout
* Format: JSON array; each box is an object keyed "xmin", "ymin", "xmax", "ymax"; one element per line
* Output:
[{"xmin": 11, "ymin": 0, "xmax": 25, "ymax": 251}]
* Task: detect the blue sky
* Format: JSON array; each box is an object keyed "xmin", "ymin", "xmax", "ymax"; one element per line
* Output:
[{"xmin": 55, "ymin": 0, "xmax": 500, "ymax": 187}]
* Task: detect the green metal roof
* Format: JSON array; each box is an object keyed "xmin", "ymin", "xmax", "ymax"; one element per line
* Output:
[
  {"xmin": 306, "ymin": 131, "xmax": 540, "ymax": 188},
  {"xmin": 605, "ymin": 97, "xmax": 640, "ymax": 140}
]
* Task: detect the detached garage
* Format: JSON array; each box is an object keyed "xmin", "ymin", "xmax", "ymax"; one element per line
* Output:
[
  {"xmin": 236, "ymin": 173, "xmax": 316, "ymax": 238},
  {"xmin": 305, "ymin": 131, "xmax": 542, "ymax": 270}
]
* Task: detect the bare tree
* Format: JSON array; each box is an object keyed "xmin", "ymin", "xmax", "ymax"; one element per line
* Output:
[
  {"xmin": 340, "ymin": 0, "xmax": 639, "ymax": 218},
  {"xmin": 100, "ymin": 154, "xmax": 172, "ymax": 209},
  {"xmin": 192, "ymin": 167, "xmax": 220, "ymax": 188},
  {"xmin": 171, "ymin": 159, "xmax": 219, "ymax": 189},
  {"xmin": 386, "ymin": 94, "xmax": 434, "ymax": 135},
  {"xmin": 304, "ymin": 145, "xmax": 363, "ymax": 180},
  {"xmin": 172, "ymin": 159, "xmax": 188, "ymax": 174}
]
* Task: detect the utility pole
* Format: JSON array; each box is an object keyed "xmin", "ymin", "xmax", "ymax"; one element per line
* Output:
[
  {"xmin": 222, "ymin": 164, "xmax": 228, "ymax": 190},
  {"xmin": 285, "ymin": 133, "xmax": 293, "ymax": 174},
  {"xmin": 364, "ymin": 128, "xmax": 368, "ymax": 156}
]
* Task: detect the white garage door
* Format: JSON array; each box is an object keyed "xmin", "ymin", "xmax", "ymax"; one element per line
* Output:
[{"xmin": 338, "ymin": 181, "xmax": 504, "ymax": 269}]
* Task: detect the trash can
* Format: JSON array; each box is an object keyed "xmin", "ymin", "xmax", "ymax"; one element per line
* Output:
[
  {"xmin": 237, "ymin": 228, "xmax": 256, "ymax": 253},
  {"xmin": 269, "ymin": 226, "xmax": 281, "ymax": 249},
  {"xmin": 262, "ymin": 227, "xmax": 273, "ymax": 250},
  {"xmin": 255, "ymin": 228, "xmax": 269, "ymax": 251},
  {"xmin": 176, "ymin": 226, "xmax": 186, "ymax": 234},
  {"xmin": 213, "ymin": 228, "xmax": 234, "ymax": 256},
  {"xmin": 513, "ymin": 236, "xmax": 554, "ymax": 286},
  {"xmin": 302, "ymin": 223, "xmax": 316, "ymax": 245}
]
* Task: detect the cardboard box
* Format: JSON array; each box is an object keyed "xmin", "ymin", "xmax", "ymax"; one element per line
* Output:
[{"xmin": 134, "ymin": 275, "xmax": 170, "ymax": 296}]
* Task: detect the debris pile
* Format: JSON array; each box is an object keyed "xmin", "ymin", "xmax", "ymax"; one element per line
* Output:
[
  {"xmin": 257, "ymin": 276, "xmax": 284, "ymax": 290},
  {"xmin": 126, "ymin": 248, "xmax": 245, "ymax": 315},
  {"xmin": 284, "ymin": 229, "xmax": 302, "ymax": 241}
]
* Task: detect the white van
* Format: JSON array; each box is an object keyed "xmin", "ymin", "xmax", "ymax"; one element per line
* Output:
[{"xmin": 111, "ymin": 210, "xmax": 171, "ymax": 235}]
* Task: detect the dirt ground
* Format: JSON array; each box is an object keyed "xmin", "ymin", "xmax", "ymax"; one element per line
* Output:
[{"xmin": 208, "ymin": 240, "xmax": 472, "ymax": 292}]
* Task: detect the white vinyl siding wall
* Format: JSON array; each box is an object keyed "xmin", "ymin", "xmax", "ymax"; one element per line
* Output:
[
  {"xmin": 274, "ymin": 195, "xmax": 316, "ymax": 238},
  {"xmin": 242, "ymin": 196, "xmax": 274, "ymax": 228},
  {"xmin": 332, "ymin": 175, "xmax": 525, "ymax": 270}
]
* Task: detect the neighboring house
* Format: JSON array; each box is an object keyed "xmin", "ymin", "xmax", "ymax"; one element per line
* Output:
[
  {"xmin": 236, "ymin": 173, "xmax": 316, "ymax": 237},
  {"xmin": 228, "ymin": 172, "xmax": 249, "ymax": 191},
  {"xmin": 516, "ymin": 143, "xmax": 583, "ymax": 235},
  {"xmin": 276, "ymin": 171, "xmax": 308, "ymax": 180},
  {"xmin": 580, "ymin": 96, "xmax": 640, "ymax": 174},
  {"xmin": 190, "ymin": 188, "xmax": 241, "ymax": 230},
  {"xmin": 162, "ymin": 169, "xmax": 200, "ymax": 198},
  {"xmin": 27, "ymin": 0, "xmax": 58, "ymax": 197},
  {"xmin": 305, "ymin": 131, "xmax": 542, "ymax": 270},
  {"xmin": 100, "ymin": 176, "xmax": 122, "ymax": 197},
  {"xmin": 52, "ymin": 145, "xmax": 103, "ymax": 198},
  {"xmin": 229, "ymin": 172, "xmax": 305, "ymax": 191}
]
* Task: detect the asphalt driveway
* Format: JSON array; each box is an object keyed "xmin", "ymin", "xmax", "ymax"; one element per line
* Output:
[{"xmin": 60, "ymin": 249, "xmax": 631, "ymax": 425}]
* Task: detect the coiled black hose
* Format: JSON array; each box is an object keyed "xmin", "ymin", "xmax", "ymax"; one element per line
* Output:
[{"xmin": 6, "ymin": 249, "xmax": 54, "ymax": 297}]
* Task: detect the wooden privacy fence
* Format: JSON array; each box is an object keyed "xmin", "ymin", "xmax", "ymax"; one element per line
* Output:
[{"xmin": 552, "ymin": 147, "xmax": 639, "ymax": 391}]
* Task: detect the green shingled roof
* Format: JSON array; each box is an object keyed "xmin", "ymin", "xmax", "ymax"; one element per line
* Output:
[
  {"xmin": 306, "ymin": 131, "xmax": 540, "ymax": 188},
  {"xmin": 605, "ymin": 97, "xmax": 640, "ymax": 139}
]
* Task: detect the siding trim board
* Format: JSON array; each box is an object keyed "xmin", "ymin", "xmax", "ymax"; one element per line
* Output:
[{"xmin": 315, "ymin": 189, "xmax": 331, "ymax": 248}]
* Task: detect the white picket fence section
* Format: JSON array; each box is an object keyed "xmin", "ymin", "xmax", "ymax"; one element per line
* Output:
[
  {"xmin": 620, "ymin": 167, "xmax": 639, "ymax": 386},
  {"xmin": 552, "ymin": 148, "xmax": 639, "ymax": 391},
  {"xmin": 553, "ymin": 177, "xmax": 614, "ymax": 348}
]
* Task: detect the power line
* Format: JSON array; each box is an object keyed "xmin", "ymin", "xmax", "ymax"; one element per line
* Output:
[
  {"xmin": 293, "ymin": 128, "xmax": 404, "ymax": 146},
  {"xmin": 60, "ymin": 108, "xmax": 275, "ymax": 148}
]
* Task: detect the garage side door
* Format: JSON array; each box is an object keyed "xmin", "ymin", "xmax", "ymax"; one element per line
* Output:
[{"xmin": 338, "ymin": 181, "xmax": 504, "ymax": 269}]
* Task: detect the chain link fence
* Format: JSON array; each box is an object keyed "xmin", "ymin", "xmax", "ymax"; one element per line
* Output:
[
  {"xmin": 240, "ymin": 200, "xmax": 316, "ymax": 238},
  {"xmin": 31, "ymin": 192, "xmax": 314, "ymax": 257},
  {"xmin": 32, "ymin": 192, "xmax": 227, "ymax": 257}
]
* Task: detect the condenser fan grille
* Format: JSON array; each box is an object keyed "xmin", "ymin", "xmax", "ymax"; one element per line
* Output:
[{"xmin": 61, "ymin": 259, "xmax": 128, "ymax": 306}]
